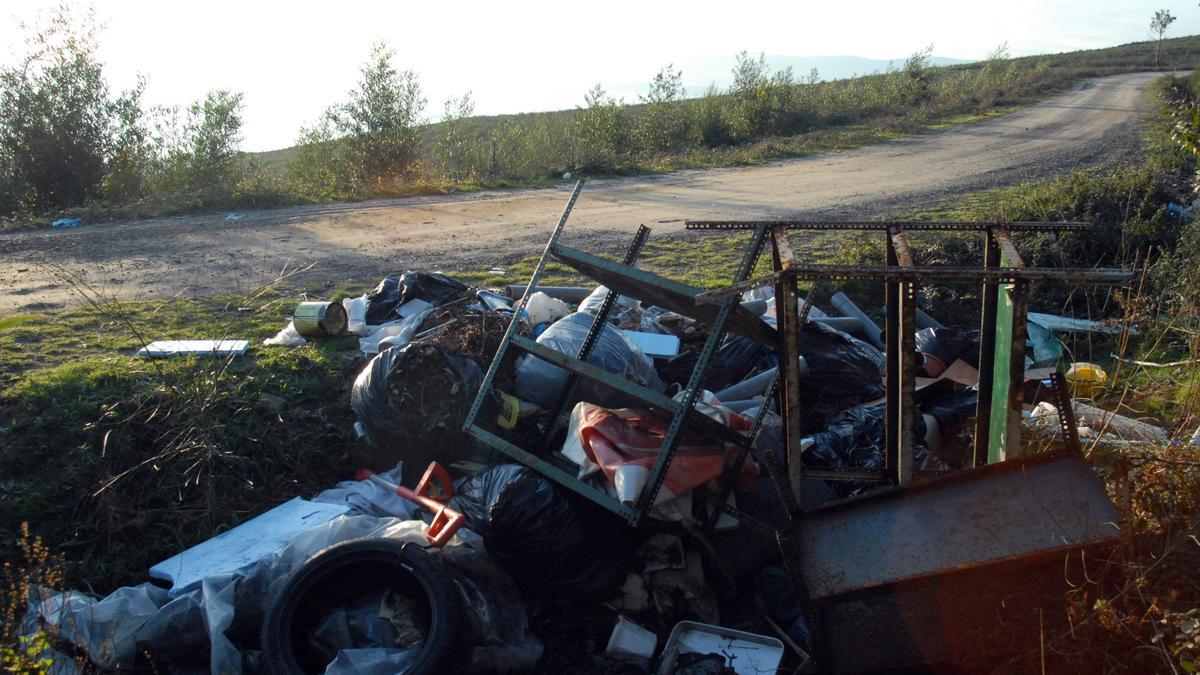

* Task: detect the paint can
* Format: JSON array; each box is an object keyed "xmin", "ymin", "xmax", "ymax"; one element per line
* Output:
[{"xmin": 293, "ymin": 301, "xmax": 347, "ymax": 338}]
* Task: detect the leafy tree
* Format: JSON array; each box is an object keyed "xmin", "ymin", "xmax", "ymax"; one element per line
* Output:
[
  {"xmin": 183, "ymin": 90, "xmax": 244, "ymax": 189},
  {"xmin": 333, "ymin": 41, "xmax": 426, "ymax": 185},
  {"xmin": 572, "ymin": 84, "xmax": 626, "ymax": 173},
  {"xmin": 289, "ymin": 111, "xmax": 348, "ymax": 201},
  {"xmin": 0, "ymin": 5, "xmax": 117, "ymax": 212},
  {"xmin": 1151, "ymin": 9, "xmax": 1177, "ymax": 67},
  {"xmin": 102, "ymin": 78, "xmax": 155, "ymax": 204},
  {"xmin": 696, "ymin": 83, "xmax": 733, "ymax": 147},
  {"xmin": 434, "ymin": 91, "xmax": 477, "ymax": 181},
  {"xmin": 635, "ymin": 64, "xmax": 690, "ymax": 153},
  {"xmin": 724, "ymin": 51, "xmax": 797, "ymax": 141},
  {"xmin": 902, "ymin": 44, "xmax": 935, "ymax": 104}
]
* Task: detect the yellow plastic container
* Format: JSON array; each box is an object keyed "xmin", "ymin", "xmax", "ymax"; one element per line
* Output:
[{"xmin": 1065, "ymin": 362, "xmax": 1108, "ymax": 398}]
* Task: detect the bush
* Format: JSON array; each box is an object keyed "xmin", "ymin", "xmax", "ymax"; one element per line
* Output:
[{"xmin": 0, "ymin": 6, "xmax": 124, "ymax": 213}]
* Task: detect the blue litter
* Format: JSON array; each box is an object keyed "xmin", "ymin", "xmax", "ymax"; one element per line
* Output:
[{"xmin": 51, "ymin": 218, "xmax": 82, "ymax": 228}]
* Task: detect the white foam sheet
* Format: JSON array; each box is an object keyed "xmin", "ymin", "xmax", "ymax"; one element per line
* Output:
[
  {"xmin": 621, "ymin": 329, "xmax": 681, "ymax": 359},
  {"xmin": 138, "ymin": 339, "xmax": 250, "ymax": 357}
]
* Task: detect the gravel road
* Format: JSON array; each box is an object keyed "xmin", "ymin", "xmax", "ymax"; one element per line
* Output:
[{"xmin": 0, "ymin": 71, "xmax": 1157, "ymax": 312}]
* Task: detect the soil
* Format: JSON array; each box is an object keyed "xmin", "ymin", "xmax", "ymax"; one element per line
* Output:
[{"xmin": 0, "ymin": 72, "xmax": 1157, "ymax": 313}]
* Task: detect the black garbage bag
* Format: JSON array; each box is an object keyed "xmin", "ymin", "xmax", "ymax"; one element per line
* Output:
[
  {"xmin": 350, "ymin": 343, "xmax": 483, "ymax": 480},
  {"xmin": 803, "ymin": 403, "xmax": 945, "ymax": 495},
  {"xmin": 515, "ymin": 312, "xmax": 665, "ymax": 409},
  {"xmin": 365, "ymin": 272, "xmax": 469, "ymax": 325},
  {"xmin": 656, "ymin": 335, "xmax": 777, "ymax": 391},
  {"xmin": 920, "ymin": 388, "xmax": 979, "ymax": 430},
  {"xmin": 797, "ymin": 322, "xmax": 886, "ymax": 427},
  {"xmin": 449, "ymin": 464, "xmax": 630, "ymax": 599},
  {"xmin": 915, "ymin": 327, "xmax": 972, "ymax": 377}
]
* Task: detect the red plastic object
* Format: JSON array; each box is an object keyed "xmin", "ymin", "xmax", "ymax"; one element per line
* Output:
[{"xmin": 357, "ymin": 463, "xmax": 464, "ymax": 547}]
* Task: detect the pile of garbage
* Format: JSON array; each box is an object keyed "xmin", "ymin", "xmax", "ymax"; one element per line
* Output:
[{"xmin": 23, "ymin": 269, "xmax": 1163, "ymax": 674}]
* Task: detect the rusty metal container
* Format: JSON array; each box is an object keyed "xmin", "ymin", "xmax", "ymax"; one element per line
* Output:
[{"xmin": 292, "ymin": 301, "xmax": 347, "ymax": 338}]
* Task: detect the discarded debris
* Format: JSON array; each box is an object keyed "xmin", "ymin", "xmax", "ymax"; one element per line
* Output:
[{"xmin": 137, "ymin": 339, "xmax": 249, "ymax": 357}]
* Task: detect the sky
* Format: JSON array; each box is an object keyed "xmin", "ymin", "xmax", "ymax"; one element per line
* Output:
[{"xmin": 2, "ymin": 0, "xmax": 1197, "ymax": 152}]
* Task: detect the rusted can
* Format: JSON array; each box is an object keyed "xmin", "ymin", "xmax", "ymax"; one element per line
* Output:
[{"xmin": 293, "ymin": 301, "xmax": 347, "ymax": 338}]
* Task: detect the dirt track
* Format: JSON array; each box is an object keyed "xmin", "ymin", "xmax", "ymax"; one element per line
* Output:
[{"xmin": 0, "ymin": 72, "xmax": 1157, "ymax": 312}]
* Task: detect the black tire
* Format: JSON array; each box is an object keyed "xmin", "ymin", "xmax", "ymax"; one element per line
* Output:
[{"xmin": 261, "ymin": 538, "xmax": 462, "ymax": 675}]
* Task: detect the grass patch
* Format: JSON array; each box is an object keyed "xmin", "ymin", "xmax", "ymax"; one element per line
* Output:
[{"xmin": 0, "ymin": 285, "xmax": 361, "ymax": 591}]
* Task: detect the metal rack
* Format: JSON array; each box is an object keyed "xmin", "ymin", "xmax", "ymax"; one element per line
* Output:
[
  {"xmin": 462, "ymin": 182, "xmax": 778, "ymax": 527},
  {"xmin": 686, "ymin": 219, "xmax": 1133, "ymax": 501}
]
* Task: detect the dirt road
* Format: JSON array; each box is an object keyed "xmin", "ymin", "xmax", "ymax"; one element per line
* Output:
[{"xmin": 0, "ymin": 72, "xmax": 1157, "ymax": 312}]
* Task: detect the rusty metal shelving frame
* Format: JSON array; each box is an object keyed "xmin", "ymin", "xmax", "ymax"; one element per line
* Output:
[
  {"xmin": 686, "ymin": 219, "xmax": 1134, "ymax": 497},
  {"xmin": 462, "ymin": 182, "xmax": 778, "ymax": 527}
]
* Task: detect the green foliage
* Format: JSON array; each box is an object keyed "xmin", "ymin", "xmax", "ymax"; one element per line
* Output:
[
  {"xmin": 572, "ymin": 84, "xmax": 627, "ymax": 173},
  {"xmin": 335, "ymin": 41, "xmax": 426, "ymax": 187},
  {"xmin": 0, "ymin": 5, "xmax": 119, "ymax": 212},
  {"xmin": 434, "ymin": 91, "xmax": 479, "ymax": 181},
  {"xmin": 1151, "ymin": 9, "xmax": 1177, "ymax": 67},
  {"xmin": 150, "ymin": 90, "xmax": 247, "ymax": 207},
  {"xmin": 724, "ymin": 51, "xmax": 797, "ymax": 141},
  {"xmin": 0, "ymin": 285, "xmax": 358, "ymax": 590},
  {"xmin": 635, "ymin": 64, "xmax": 692, "ymax": 154},
  {"xmin": 289, "ymin": 40, "xmax": 426, "ymax": 199}
]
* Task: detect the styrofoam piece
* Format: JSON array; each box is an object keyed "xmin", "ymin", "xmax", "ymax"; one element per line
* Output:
[
  {"xmin": 656, "ymin": 620, "xmax": 784, "ymax": 675},
  {"xmin": 613, "ymin": 465, "xmax": 649, "ymax": 506},
  {"xmin": 396, "ymin": 297, "xmax": 433, "ymax": 319},
  {"xmin": 149, "ymin": 497, "xmax": 350, "ymax": 596},
  {"xmin": 621, "ymin": 329, "xmax": 681, "ymax": 359},
  {"xmin": 137, "ymin": 339, "xmax": 249, "ymax": 358},
  {"xmin": 605, "ymin": 615, "xmax": 657, "ymax": 665}
]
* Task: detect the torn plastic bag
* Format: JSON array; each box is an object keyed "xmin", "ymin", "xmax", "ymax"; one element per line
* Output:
[
  {"xmin": 578, "ymin": 285, "xmax": 641, "ymax": 315},
  {"xmin": 264, "ymin": 321, "xmax": 307, "ymax": 347},
  {"xmin": 657, "ymin": 335, "xmax": 777, "ymax": 391},
  {"xmin": 573, "ymin": 401, "xmax": 759, "ymax": 506},
  {"xmin": 24, "ymin": 516, "xmax": 437, "ymax": 674},
  {"xmin": 449, "ymin": 464, "xmax": 631, "ymax": 599},
  {"xmin": 914, "ymin": 327, "xmax": 970, "ymax": 378},
  {"xmin": 357, "ymin": 307, "xmax": 433, "ymax": 355},
  {"xmin": 364, "ymin": 272, "xmax": 468, "ymax": 325},
  {"xmin": 797, "ymin": 322, "xmax": 885, "ymax": 427},
  {"xmin": 25, "ymin": 516, "xmax": 541, "ymax": 675},
  {"xmin": 524, "ymin": 291, "xmax": 572, "ymax": 326},
  {"xmin": 350, "ymin": 344, "xmax": 482, "ymax": 479},
  {"xmin": 515, "ymin": 312, "xmax": 665, "ymax": 409},
  {"xmin": 324, "ymin": 648, "xmax": 419, "ymax": 675},
  {"xmin": 803, "ymin": 403, "xmax": 946, "ymax": 495},
  {"xmin": 438, "ymin": 538, "xmax": 546, "ymax": 671}
]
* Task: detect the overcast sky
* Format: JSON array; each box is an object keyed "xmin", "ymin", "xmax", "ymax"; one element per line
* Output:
[{"xmin": 2, "ymin": 0, "xmax": 1197, "ymax": 151}]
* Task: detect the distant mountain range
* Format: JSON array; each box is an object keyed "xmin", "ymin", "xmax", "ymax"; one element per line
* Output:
[{"xmin": 607, "ymin": 53, "xmax": 973, "ymax": 101}]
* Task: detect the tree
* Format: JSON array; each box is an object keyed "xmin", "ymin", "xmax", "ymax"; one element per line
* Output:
[
  {"xmin": 635, "ymin": 64, "xmax": 690, "ymax": 153},
  {"xmin": 1151, "ymin": 9, "xmax": 1177, "ymax": 67},
  {"xmin": 572, "ymin": 84, "xmax": 626, "ymax": 173},
  {"xmin": 902, "ymin": 44, "xmax": 935, "ymax": 104},
  {"xmin": 333, "ymin": 41, "xmax": 426, "ymax": 185},
  {"xmin": 183, "ymin": 90, "xmax": 244, "ymax": 189},
  {"xmin": 725, "ymin": 51, "xmax": 798, "ymax": 141},
  {"xmin": 0, "ymin": 5, "xmax": 116, "ymax": 211},
  {"xmin": 434, "ymin": 91, "xmax": 477, "ymax": 181}
]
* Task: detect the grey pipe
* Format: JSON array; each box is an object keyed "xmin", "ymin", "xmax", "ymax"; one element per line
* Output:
[
  {"xmin": 915, "ymin": 308, "xmax": 944, "ymax": 330},
  {"xmin": 741, "ymin": 298, "xmax": 768, "ymax": 316},
  {"xmin": 812, "ymin": 317, "xmax": 864, "ymax": 334},
  {"xmin": 506, "ymin": 285, "xmax": 592, "ymax": 304},
  {"xmin": 712, "ymin": 358, "xmax": 808, "ymax": 402},
  {"xmin": 830, "ymin": 292, "xmax": 885, "ymax": 350},
  {"xmin": 796, "ymin": 294, "xmax": 829, "ymax": 319}
]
